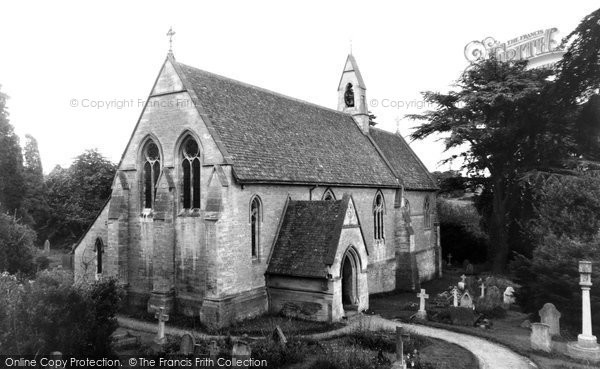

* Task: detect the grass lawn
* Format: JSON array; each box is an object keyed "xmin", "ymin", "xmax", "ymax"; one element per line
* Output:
[{"xmin": 125, "ymin": 310, "xmax": 345, "ymax": 337}]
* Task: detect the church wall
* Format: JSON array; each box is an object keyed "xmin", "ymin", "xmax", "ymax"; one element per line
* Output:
[
  {"xmin": 107, "ymin": 71, "xmax": 226, "ymax": 312},
  {"xmin": 74, "ymin": 202, "xmax": 109, "ymax": 284}
]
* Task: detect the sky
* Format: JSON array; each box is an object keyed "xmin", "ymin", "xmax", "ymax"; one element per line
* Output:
[{"xmin": 0, "ymin": 1, "xmax": 597, "ymax": 174}]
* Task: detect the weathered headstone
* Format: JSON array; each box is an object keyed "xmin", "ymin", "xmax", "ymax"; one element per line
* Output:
[
  {"xmin": 465, "ymin": 263, "xmax": 474, "ymax": 275},
  {"xmin": 179, "ymin": 333, "xmax": 195, "ymax": 355},
  {"xmin": 415, "ymin": 289, "xmax": 429, "ymax": 319},
  {"xmin": 208, "ymin": 340, "xmax": 219, "ymax": 359},
  {"xmin": 48, "ymin": 352, "xmax": 62, "ymax": 369},
  {"xmin": 452, "ymin": 287, "xmax": 459, "ymax": 307},
  {"xmin": 458, "ymin": 274, "xmax": 467, "ymax": 290},
  {"xmin": 503, "ymin": 286, "xmax": 516, "ymax": 305},
  {"xmin": 153, "ymin": 307, "xmax": 169, "ymax": 345},
  {"xmin": 232, "ymin": 341, "xmax": 251, "ymax": 368},
  {"xmin": 392, "ymin": 327, "xmax": 407, "ymax": 369},
  {"xmin": 531, "ymin": 323, "xmax": 552, "ymax": 352},
  {"xmin": 460, "ymin": 291, "xmax": 473, "ymax": 309},
  {"xmin": 539, "ymin": 303, "xmax": 561, "ymax": 337},
  {"xmin": 272, "ymin": 325, "xmax": 287, "ymax": 346},
  {"xmin": 44, "ymin": 239, "xmax": 51, "ymax": 255},
  {"xmin": 447, "ymin": 253, "xmax": 452, "ymax": 266},
  {"xmin": 479, "ymin": 284, "xmax": 486, "ymax": 298},
  {"xmin": 487, "ymin": 286, "xmax": 502, "ymax": 304}
]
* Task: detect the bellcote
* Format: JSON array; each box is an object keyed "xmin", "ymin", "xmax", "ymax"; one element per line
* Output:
[{"xmin": 337, "ymin": 54, "xmax": 369, "ymax": 134}]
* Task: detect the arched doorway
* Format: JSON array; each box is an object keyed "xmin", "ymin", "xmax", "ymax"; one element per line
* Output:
[{"xmin": 341, "ymin": 248, "xmax": 359, "ymax": 309}]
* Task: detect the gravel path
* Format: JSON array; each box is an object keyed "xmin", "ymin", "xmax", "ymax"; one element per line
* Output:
[{"xmin": 304, "ymin": 315, "xmax": 537, "ymax": 369}]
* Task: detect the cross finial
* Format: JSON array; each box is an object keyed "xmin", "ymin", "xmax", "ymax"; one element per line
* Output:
[
  {"xmin": 167, "ymin": 27, "xmax": 176, "ymax": 55},
  {"xmin": 350, "ymin": 39, "xmax": 353, "ymax": 55}
]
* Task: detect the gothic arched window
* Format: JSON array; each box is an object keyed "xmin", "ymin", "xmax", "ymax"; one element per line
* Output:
[
  {"xmin": 250, "ymin": 196, "xmax": 261, "ymax": 259},
  {"xmin": 322, "ymin": 188, "xmax": 336, "ymax": 201},
  {"xmin": 95, "ymin": 237, "xmax": 103, "ymax": 274},
  {"xmin": 373, "ymin": 191, "xmax": 385, "ymax": 240},
  {"xmin": 344, "ymin": 83, "xmax": 355, "ymax": 107},
  {"xmin": 142, "ymin": 140, "xmax": 161, "ymax": 209},
  {"xmin": 424, "ymin": 196, "xmax": 432, "ymax": 229},
  {"xmin": 181, "ymin": 137, "xmax": 201, "ymax": 209}
]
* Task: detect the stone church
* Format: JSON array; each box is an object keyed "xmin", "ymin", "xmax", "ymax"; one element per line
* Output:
[{"xmin": 73, "ymin": 51, "xmax": 440, "ymax": 327}]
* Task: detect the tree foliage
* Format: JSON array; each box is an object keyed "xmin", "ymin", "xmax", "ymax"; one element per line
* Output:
[
  {"xmin": 46, "ymin": 150, "xmax": 116, "ymax": 248},
  {"xmin": 0, "ymin": 269, "xmax": 123, "ymax": 355},
  {"xmin": 0, "ymin": 213, "xmax": 37, "ymax": 275},
  {"xmin": 511, "ymin": 175, "xmax": 600, "ymax": 332},
  {"xmin": 407, "ymin": 58, "xmax": 577, "ymax": 271},
  {"xmin": 21, "ymin": 134, "xmax": 50, "ymax": 236},
  {"xmin": 0, "ymin": 86, "xmax": 25, "ymax": 216}
]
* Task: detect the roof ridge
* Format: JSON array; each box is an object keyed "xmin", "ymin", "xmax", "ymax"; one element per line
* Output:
[{"xmin": 176, "ymin": 61, "xmax": 356, "ymax": 119}]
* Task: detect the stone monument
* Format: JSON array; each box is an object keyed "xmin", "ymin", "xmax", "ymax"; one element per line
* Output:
[{"xmin": 567, "ymin": 260, "xmax": 600, "ymax": 362}]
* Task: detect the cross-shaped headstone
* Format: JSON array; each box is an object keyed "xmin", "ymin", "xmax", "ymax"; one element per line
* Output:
[
  {"xmin": 480, "ymin": 283, "xmax": 486, "ymax": 298},
  {"xmin": 447, "ymin": 253, "xmax": 452, "ymax": 266},
  {"xmin": 417, "ymin": 289, "xmax": 429, "ymax": 312},
  {"xmin": 154, "ymin": 307, "xmax": 169, "ymax": 345},
  {"xmin": 452, "ymin": 287, "xmax": 459, "ymax": 307},
  {"xmin": 458, "ymin": 274, "xmax": 467, "ymax": 290}
]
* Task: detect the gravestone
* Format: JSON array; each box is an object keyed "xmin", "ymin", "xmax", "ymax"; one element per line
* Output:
[
  {"xmin": 452, "ymin": 287, "xmax": 459, "ymax": 307},
  {"xmin": 48, "ymin": 352, "xmax": 63, "ymax": 369},
  {"xmin": 208, "ymin": 340, "xmax": 219, "ymax": 359},
  {"xmin": 415, "ymin": 289, "xmax": 429, "ymax": 320},
  {"xmin": 487, "ymin": 286, "xmax": 502, "ymax": 304},
  {"xmin": 272, "ymin": 325, "xmax": 287, "ymax": 346},
  {"xmin": 44, "ymin": 239, "xmax": 51, "ymax": 254},
  {"xmin": 232, "ymin": 341, "xmax": 251, "ymax": 368},
  {"xmin": 447, "ymin": 253, "xmax": 452, "ymax": 266},
  {"xmin": 465, "ymin": 263, "xmax": 474, "ymax": 275},
  {"xmin": 179, "ymin": 333, "xmax": 195, "ymax": 355},
  {"xmin": 479, "ymin": 284, "xmax": 486, "ymax": 298},
  {"xmin": 503, "ymin": 287, "xmax": 516, "ymax": 305},
  {"xmin": 391, "ymin": 327, "xmax": 407, "ymax": 369},
  {"xmin": 539, "ymin": 303, "xmax": 561, "ymax": 336},
  {"xmin": 460, "ymin": 291, "xmax": 474, "ymax": 309},
  {"xmin": 531, "ymin": 323, "xmax": 552, "ymax": 352},
  {"xmin": 458, "ymin": 274, "xmax": 467, "ymax": 290},
  {"xmin": 153, "ymin": 307, "xmax": 169, "ymax": 345}
]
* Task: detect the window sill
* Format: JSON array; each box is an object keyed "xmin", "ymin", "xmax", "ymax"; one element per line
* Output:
[{"xmin": 178, "ymin": 209, "xmax": 202, "ymax": 217}]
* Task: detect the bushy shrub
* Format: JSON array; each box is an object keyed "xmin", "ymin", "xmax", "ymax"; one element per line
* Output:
[
  {"xmin": 0, "ymin": 269, "xmax": 124, "ymax": 355},
  {"xmin": 475, "ymin": 296, "xmax": 506, "ymax": 318},
  {"xmin": 0, "ymin": 213, "xmax": 37, "ymax": 275},
  {"xmin": 512, "ymin": 174, "xmax": 600, "ymax": 334},
  {"xmin": 437, "ymin": 200, "xmax": 488, "ymax": 264}
]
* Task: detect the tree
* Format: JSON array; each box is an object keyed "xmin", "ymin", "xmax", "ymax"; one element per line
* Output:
[
  {"xmin": 555, "ymin": 8, "xmax": 600, "ymax": 104},
  {"xmin": 46, "ymin": 150, "xmax": 116, "ymax": 247},
  {"xmin": 0, "ymin": 213, "xmax": 37, "ymax": 275},
  {"xmin": 0, "ymin": 86, "xmax": 25, "ymax": 216},
  {"xmin": 21, "ymin": 134, "xmax": 49, "ymax": 236},
  {"xmin": 408, "ymin": 58, "xmax": 576, "ymax": 272},
  {"xmin": 511, "ymin": 174, "xmax": 600, "ymax": 333}
]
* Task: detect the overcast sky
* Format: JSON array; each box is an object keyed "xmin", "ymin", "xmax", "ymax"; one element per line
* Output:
[{"xmin": 0, "ymin": 1, "xmax": 597, "ymax": 174}]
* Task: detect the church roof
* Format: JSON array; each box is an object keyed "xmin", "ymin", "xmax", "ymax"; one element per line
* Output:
[
  {"xmin": 266, "ymin": 197, "xmax": 349, "ymax": 278},
  {"xmin": 175, "ymin": 61, "xmax": 401, "ymax": 188},
  {"xmin": 370, "ymin": 128, "xmax": 438, "ymax": 190}
]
